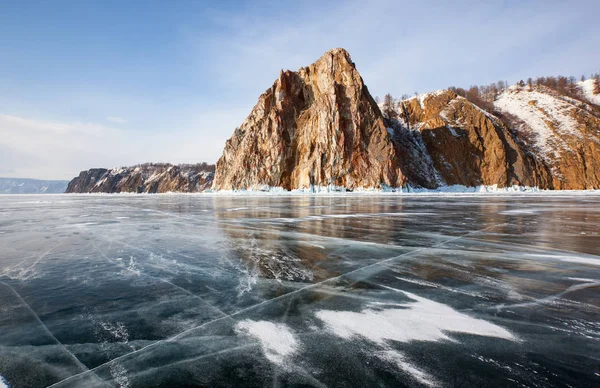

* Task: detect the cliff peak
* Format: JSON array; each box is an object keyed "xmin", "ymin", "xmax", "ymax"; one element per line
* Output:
[{"xmin": 212, "ymin": 48, "xmax": 403, "ymax": 191}]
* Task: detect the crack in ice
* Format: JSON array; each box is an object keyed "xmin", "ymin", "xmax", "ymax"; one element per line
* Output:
[{"xmin": 48, "ymin": 222, "xmax": 507, "ymax": 387}]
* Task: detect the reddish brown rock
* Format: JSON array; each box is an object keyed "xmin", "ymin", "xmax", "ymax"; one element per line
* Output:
[
  {"xmin": 212, "ymin": 48, "xmax": 404, "ymax": 191},
  {"xmin": 389, "ymin": 90, "xmax": 552, "ymax": 189}
]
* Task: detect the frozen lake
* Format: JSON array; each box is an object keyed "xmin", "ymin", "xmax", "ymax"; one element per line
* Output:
[{"xmin": 0, "ymin": 194, "xmax": 599, "ymax": 387}]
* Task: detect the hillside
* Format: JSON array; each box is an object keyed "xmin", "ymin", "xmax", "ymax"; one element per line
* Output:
[
  {"xmin": 383, "ymin": 90, "xmax": 551, "ymax": 189},
  {"xmin": 494, "ymin": 85, "xmax": 600, "ymax": 189},
  {"xmin": 65, "ymin": 163, "xmax": 215, "ymax": 193},
  {"xmin": 212, "ymin": 49, "xmax": 599, "ymax": 191}
]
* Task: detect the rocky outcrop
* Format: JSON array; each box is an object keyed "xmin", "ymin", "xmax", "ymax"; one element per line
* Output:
[
  {"xmin": 65, "ymin": 163, "xmax": 215, "ymax": 193},
  {"xmin": 387, "ymin": 90, "xmax": 552, "ymax": 189},
  {"xmin": 66, "ymin": 48, "xmax": 600, "ymax": 192},
  {"xmin": 212, "ymin": 48, "xmax": 404, "ymax": 191},
  {"xmin": 494, "ymin": 86, "xmax": 600, "ymax": 189}
]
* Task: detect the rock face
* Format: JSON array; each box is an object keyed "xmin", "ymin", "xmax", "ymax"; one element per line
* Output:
[
  {"xmin": 212, "ymin": 48, "xmax": 599, "ymax": 191},
  {"xmin": 387, "ymin": 90, "xmax": 552, "ymax": 189},
  {"xmin": 65, "ymin": 163, "xmax": 215, "ymax": 193},
  {"xmin": 212, "ymin": 48, "xmax": 404, "ymax": 191}
]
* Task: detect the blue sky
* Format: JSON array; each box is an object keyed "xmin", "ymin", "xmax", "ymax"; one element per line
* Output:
[{"xmin": 1, "ymin": 0, "xmax": 599, "ymax": 179}]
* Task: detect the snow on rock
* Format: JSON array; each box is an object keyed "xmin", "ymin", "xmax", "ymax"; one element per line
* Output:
[
  {"xmin": 388, "ymin": 89, "xmax": 551, "ymax": 189},
  {"xmin": 494, "ymin": 86, "xmax": 581, "ymax": 160},
  {"xmin": 494, "ymin": 85, "xmax": 600, "ymax": 189},
  {"xmin": 66, "ymin": 163, "xmax": 215, "ymax": 193},
  {"xmin": 235, "ymin": 320, "xmax": 299, "ymax": 366},
  {"xmin": 578, "ymin": 79, "xmax": 600, "ymax": 106},
  {"xmin": 0, "ymin": 375, "xmax": 8, "ymax": 388}
]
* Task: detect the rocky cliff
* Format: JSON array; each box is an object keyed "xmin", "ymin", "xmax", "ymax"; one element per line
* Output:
[
  {"xmin": 212, "ymin": 48, "xmax": 404, "ymax": 191},
  {"xmin": 67, "ymin": 48, "xmax": 600, "ymax": 192},
  {"xmin": 65, "ymin": 163, "xmax": 214, "ymax": 193},
  {"xmin": 386, "ymin": 90, "xmax": 552, "ymax": 189},
  {"xmin": 212, "ymin": 48, "xmax": 599, "ymax": 191}
]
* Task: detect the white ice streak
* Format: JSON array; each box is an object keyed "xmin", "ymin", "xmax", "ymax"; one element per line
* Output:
[
  {"xmin": 395, "ymin": 276, "xmax": 483, "ymax": 299},
  {"xmin": 568, "ymin": 277, "xmax": 599, "ymax": 283},
  {"xmin": 109, "ymin": 363, "xmax": 130, "ymax": 388},
  {"xmin": 376, "ymin": 350, "xmax": 437, "ymax": 387},
  {"xmin": 559, "ymin": 257, "xmax": 600, "ymax": 266},
  {"xmin": 0, "ymin": 374, "xmax": 8, "ymax": 388},
  {"xmin": 525, "ymin": 253, "xmax": 600, "ymax": 267},
  {"xmin": 234, "ymin": 320, "xmax": 299, "ymax": 366},
  {"xmin": 315, "ymin": 290, "xmax": 517, "ymax": 344}
]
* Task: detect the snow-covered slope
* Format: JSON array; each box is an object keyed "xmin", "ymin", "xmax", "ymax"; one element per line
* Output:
[
  {"xmin": 494, "ymin": 86, "xmax": 582, "ymax": 161},
  {"xmin": 578, "ymin": 79, "xmax": 600, "ymax": 106},
  {"xmin": 494, "ymin": 85, "xmax": 600, "ymax": 189}
]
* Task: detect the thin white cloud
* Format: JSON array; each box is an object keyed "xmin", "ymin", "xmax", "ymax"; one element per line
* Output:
[
  {"xmin": 0, "ymin": 107, "xmax": 245, "ymax": 180},
  {"xmin": 191, "ymin": 0, "xmax": 600, "ymax": 100},
  {"xmin": 106, "ymin": 116, "xmax": 127, "ymax": 124}
]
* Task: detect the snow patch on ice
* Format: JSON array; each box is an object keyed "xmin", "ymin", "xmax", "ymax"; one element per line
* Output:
[
  {"xmin": 0, "ymin": 375, "xmax": 8, "ymax": 388},
  {"xmin": 377, "ymin": 350, "xmax": 437, "ymax": 387},
  {"xmin": 315, "ymin": 289, "xmax": 514, "ymax": 385},
  {"xmin": 315, "ymin": 289, "xmax": 517, "ymax": 344},
  {"xmin": 235, "ymin": 320, "xmax": 298, "ymax": 366}
]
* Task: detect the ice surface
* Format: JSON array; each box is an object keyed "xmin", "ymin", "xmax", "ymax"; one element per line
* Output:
[{"xmin": 0, "ymin": 194, "xmax": 599, "ymax": 387}]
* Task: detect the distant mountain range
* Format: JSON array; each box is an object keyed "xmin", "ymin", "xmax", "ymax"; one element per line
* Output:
[
  {"xmin": 0, "ymin": 177, "xmax": 69, "ymax": 194},
  {"xmin": 67, "ymin": 48, "xmax": 600, "ymax": 193}
]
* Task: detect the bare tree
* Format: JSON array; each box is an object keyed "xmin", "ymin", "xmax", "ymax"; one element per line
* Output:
[{"xmin": 383, "ymin": 93, "xmax": 397, "ymax": 118}]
